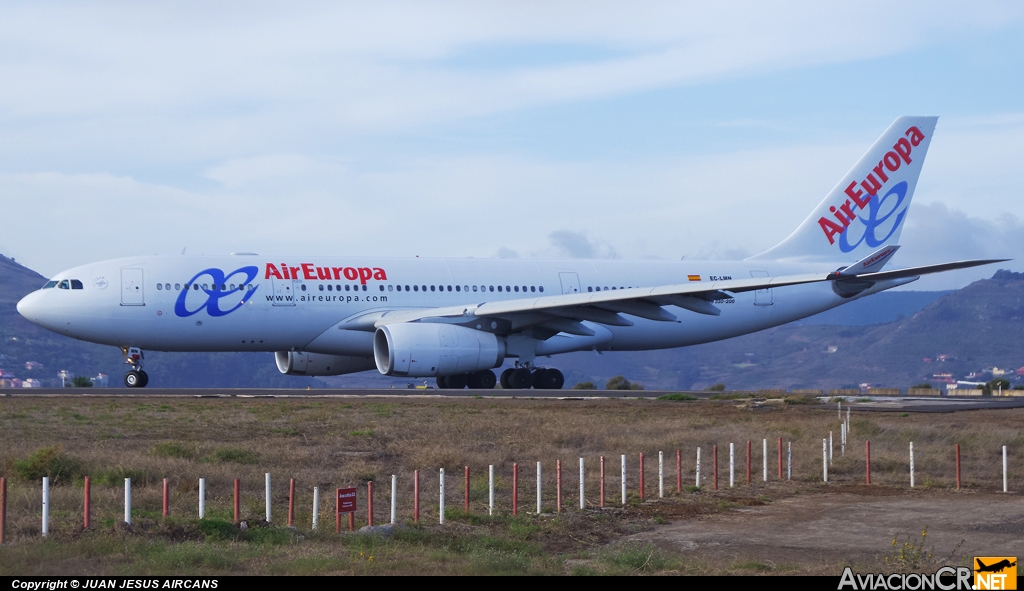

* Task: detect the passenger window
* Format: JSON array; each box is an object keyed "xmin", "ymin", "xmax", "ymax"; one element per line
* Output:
[
  {"xmin": 472, "ymin": 285, "xmax": 478, "ymax": 292},
  {"xmin": 539, "ymin": 286, "xmax": 544, "ymax": 292},
  {"xmin": 300, "ymin": 284, "xmax": 307, "ymax": 291},
  {"xmin": 489, "ymin": 286, "xmax": 494, "ymax": 292},
  {"xmin": 175, "ymin": 284, "xmax": 180, "ymax": 290},
  {"xmin": 588, "ymin": 287, "xmax": 593, "ymax": 292},
  {"xmin": 388, "ymin": 285, "xmax": 393, "ymax": 291},
  {"xmin": 157, "ymin": 283, "xmax": 163, "ymax": 290},
  {"xmin": 505, "ymin": 286, "xmax": 511, "ymax": 292},
  {"xmin": 497, "ymin": 286, "xmax": 502, "ymax": 292},
  {"xmin": 531, "ymin": 286, "xmax": 536, "ymax": 292},
  {"xmin": 522, "ymin": 286, "xmax": 526, "ymax": 292},
  {"xmin": 430, "ymin": 285, "xmax": 435, "ymax": 292},
  {"xmin": 464, "ymin": 285, "xmax": 469, "ymax": 292},
  {"xmin": 362, "ymin": 285, "xmax": 367, "ymax": 291},
  {"xmin": 447, "ymin": 285, "xmax": 452, "ymax": 292},
  {"xmin": 413, "ymin": 285, "xmax": 419, "ymax": 291},
  {"xmin": 318, "ymin": 285, "xmax": 324, "ymax": 291},
  {"xmin": 327, "ymin": 285, "xmax": 332, "ymax": 291},
  {"xmin": 345, "ymin": 285, "xmax": 350, "ymax": 291},
  {"xmin": 379, "ymin": 285, "xmax": 384, "ymax": 291},
  {"xmin": 514, "ymin": 286, "xmax": 519, "ymax": 292},
  {"xmin": 455, "ymin": 285, "xmax": 461, "ymax": 292}
]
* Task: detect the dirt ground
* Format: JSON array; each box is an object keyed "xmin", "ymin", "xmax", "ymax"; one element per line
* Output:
[{"xmin": 625, "ymin": 487, "xmax": 1024, "ymax": 572}]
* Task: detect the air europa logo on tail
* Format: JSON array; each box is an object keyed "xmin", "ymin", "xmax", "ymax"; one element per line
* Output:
[
  {"xmin": 819, "ymin": 126, "xmax": 926, "ymax": 250},
  {"xmin": 265, "ymin": 263, "xmax": 387, "ymax": 285}
]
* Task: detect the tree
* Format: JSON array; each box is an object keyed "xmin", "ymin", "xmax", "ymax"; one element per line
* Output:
[
  {"xmin": 704, "ymin": 383, "xmax": 726, "ymax": 392},
  {"xmin": 572, "ymin": 381, "xmax": 597, "ymax": 390},
  {"xmin": 605, "ymin": 376, "xmax": 644, "ymax": 391}
]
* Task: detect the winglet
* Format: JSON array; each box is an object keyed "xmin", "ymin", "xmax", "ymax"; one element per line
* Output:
[{"xmin": 828, "ymin": 245, "xmax": 900, "ymax": 278}]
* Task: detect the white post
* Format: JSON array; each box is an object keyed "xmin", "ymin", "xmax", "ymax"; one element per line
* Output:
[
  {"xmin": 729, "ymin": 443, "xmax": 735, "ymax": 488},
  {"xmin": 822, "ymin": 439, "xmax": 828, "ymax": 483},
  {"xmin": 829, "ymin": 431, "xmax": 833, "ymax": 465},
  {"xmin": 579, "ymin": 458, "xmax": 585, "ymax": 509},
  {"xmin": 658, "ymin": 451, "xmax": 664, "ymax": 499},
  {"xmin": 390, "ymin": 474, "xmax": 397, "ymax": 524},
  {"xmin": 439, "ymin": 468, "xmax": 446, "ymax": 524},
  {"xmin": 763, "ymin": 439, "xmax": 768, "ymax": 482},
  {"xmin": 909, "ymin": 442, "xmax": 915, "ymax": 488},
  {"xmin": 696, "ymin": 447, "xmax": 701, "ymax": 488},
  {"xmin": 841, "ymin": 423, "xmax": 846, "ymax": 457},
  {"xmin": 490, "ymin": 464, "xmax": 495, "ymax": 516},
  {"xmin": 787, "ymin": 441, "xmax": 792, "ymax": 480},
  {"xmin": 846, "ymin": 408, "xmax": 850, "ymax": 434},
  {"xmin": 620, "ymin": 454, "xmax": 627, "ymax": 505},
  {"xmin": 536, "ymin": 462, "xmax": 541, "ymax": 514},
  {"xmin": 838, "ymin": 400, "xmax": 841, "ymax": 420},
  {"xmin": 1003, "ymin": 446, "xmax": 1008, "ymax": 493},
  {"xmin": 42, "ymin": 477, "xmax": 50, "ymax": 537},
  {"xmin": 312, "ymin": 487, "xmax": 319, "ymax": 530},
  {"xmin": 199, "ymin": 478, "xmax": 206, "ymax": 518},
  {"xmin": 265, "ymin": 473, "xmax": 271, "ymax": 523},
  {"xmin": 124, "ymin": 478, "xmax": 132, "ymax": 525}
]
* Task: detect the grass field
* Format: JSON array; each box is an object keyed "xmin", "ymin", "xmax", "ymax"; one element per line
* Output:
[{"xmin": 0, "ymin": 394, "xmax": 1020, "ymax": 575}]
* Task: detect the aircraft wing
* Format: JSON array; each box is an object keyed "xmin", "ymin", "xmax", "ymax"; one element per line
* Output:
[{"xmin": 363, "ymin": 258, "xmax": 1005, "ymax": 334}]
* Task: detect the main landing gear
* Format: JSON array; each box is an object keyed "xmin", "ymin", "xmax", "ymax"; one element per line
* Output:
[
  {"xmin": 122, "ymin": 346, "xmax": 149, "ymax": 388},
  {"xmin": 436, "ymin": 369, "xmax": 498, "ymax": 390},
  {"xmin": 499, "ymin": 367, "xmax": 564, "ymax": 390}
]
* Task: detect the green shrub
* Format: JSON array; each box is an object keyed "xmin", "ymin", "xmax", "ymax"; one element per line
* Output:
[
  {"xmin": 705, "ymin": 383, "xmax": 726, "ymax": 392},
  {"xmin": 71, "ymin": 376, "xmax": 94, "ymax": 387},
  {"xmin": 606, "ymin": 376, "xmax": 644, "ymax": 390},
  {"xmin": 657, "ymin": 393, "xmax": 697, "ymax": 401},
  {"xmin": 212, "ymin": 448, "xmax": 259, "ymax": 464},
  {"xmin": 13, "ymin": 446, "xmax": 85, "ymax": 484},
  {"xmin": 572, "ymin": 382, "xmax": 597, "ymax": 390}
]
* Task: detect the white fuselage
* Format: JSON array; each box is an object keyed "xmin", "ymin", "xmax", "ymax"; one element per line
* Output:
[{"xmin": 16, "ymin": 254, "xmax": 908, "ymax": 360}]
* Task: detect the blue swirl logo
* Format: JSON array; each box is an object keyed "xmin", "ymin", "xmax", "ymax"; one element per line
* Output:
[
  {"xmin": 174, "ymin": 266, "xmax": 259, "ymax": 317},
  {"xmin": 838, "ymin": 181, "xmax": 908, "ymax": 253}
]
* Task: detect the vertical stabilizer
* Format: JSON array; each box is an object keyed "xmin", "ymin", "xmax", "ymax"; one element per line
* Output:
[{"xmin": 749, "ymin": 116, "xmax": 937, "ymax": 263}]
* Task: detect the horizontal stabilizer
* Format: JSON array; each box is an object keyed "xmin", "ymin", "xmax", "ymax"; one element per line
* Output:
[{"xmin": 847, "ymin": 259, "xmax": 1010, "ymax": 282}]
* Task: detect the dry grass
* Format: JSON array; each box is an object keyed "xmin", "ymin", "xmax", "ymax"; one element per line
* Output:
[{"xmin": 0, "ymin": 395, "xmax": 1019, "ymax": 574}]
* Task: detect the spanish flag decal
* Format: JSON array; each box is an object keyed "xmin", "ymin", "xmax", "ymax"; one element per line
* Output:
[{"xmin": 688, "ymin": 275, "xmax": 701, "ymax": 282}]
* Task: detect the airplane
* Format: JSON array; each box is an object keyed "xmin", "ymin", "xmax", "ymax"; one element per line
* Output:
[
  {"xmin": 976, "ymin": 558, "xmax": 1016, "ymax": 574},
  {"xmin": 16, "ymin": 116, "xmax": 1006, "ymax": 389}
]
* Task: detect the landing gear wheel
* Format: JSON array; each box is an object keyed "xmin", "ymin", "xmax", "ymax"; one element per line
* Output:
[
  {"xmin": 509, "ymin": 368, "xmax": 532, "ymax": 389},
  {"xmin": 138, "ymin": 371, "xmax": 149, "ymax": 388},
  {"xmin": 124, "ymin": 370, "xmax": 142, "ymax": 388},
  {"xmin": 445, "ymin": 373, "xmax": 468, "ymax": 389},
  {"xmin": 470, "ymin": 369, "xmax": 497, "ymax": 389},
  {"xmin": 500, "ymin": 368, "xmax": 514, "ymax": 389},
  {"xmin": 436, "ymin": 375, "xmax": 449, "ymax": 389},
  {"xmin": 531, "ymin": 369, "xmax": 545, "ymax": 389},
  {"xmin": 537, "ymin": 368, "xmax": 564, "ymax": 390}
]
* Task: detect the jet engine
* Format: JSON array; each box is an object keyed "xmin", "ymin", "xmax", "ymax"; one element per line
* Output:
[
  {"xmin": 373, "ymin": 323, "xmax": 505, "ymax": 377},
  {"xmin": 275, "ymin": 351, "xmax": 376, "ymax": 376}
]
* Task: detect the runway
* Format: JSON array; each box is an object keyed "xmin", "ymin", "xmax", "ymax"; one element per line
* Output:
[{"xmin": 4, "ymin": 388, "xmax": 1024, "ymax": 412}]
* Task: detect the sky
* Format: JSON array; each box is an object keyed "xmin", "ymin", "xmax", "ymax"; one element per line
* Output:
[{"xmin": 2, "ymin": 1, "xmax": 1023, "ymax": 290}]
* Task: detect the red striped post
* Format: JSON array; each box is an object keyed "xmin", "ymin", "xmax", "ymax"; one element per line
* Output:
[
  {"xmin": 0, "ymin": 476, "xmax": 6, "ymax": 544},
  {"xmin": 83, "ymin": 476, "xmax": 90, "ymax": 530},
  {"xmin": 464, "ymin": 466, "xmax": 470, "ymax": 514},
  {"xmin": 413, "ymin": 470, "xmax": 420, "ymax": 523},
  {"xmin": 713, "ymin": 445, "xmax": 718, "ymax": 490},
  {"xmin": 778, "ymin": 437, "xmax": 783, "ymax": 480},
  {"xmin": 639, "ymin": 453, "xmax": 645, "ymax": 500},
  {"xmin": 600, "ymin": 456, "xmax": 606, "ymax": 507},
  {"xmin": 556, "ymin": 460, "xmax": 563, "ymax": 513},
  {"xmin": 746, "ymin": 440, "xmax": 751, "ymax": 484},
  {"xmin": 512, "ymin": 463, "xmax": 519, "ymax": 516},
  {"xmin": 367, "ymin": 481, "xmax": 374, "ymax": 527},
  {"xmin": 865, "ymin": 441, "xmax": 872, "ymax": 485},
  {"xmin": 287, "ymin": 479, "xmax": 295, "ymax": 527},
  {"xmin": 162, "ymin": 478, "xmax": 169, "ymax": 518},
  {"xmin": 233, "ymin": 479, "xmax": 240, "ymax": 522},
  {"xmin": 955, "ymin": 444, "xmax": 961, "ymax": 490},
  {"xmin": 676, "ymin": 449, "xmax": 682, "ymax": 493}
]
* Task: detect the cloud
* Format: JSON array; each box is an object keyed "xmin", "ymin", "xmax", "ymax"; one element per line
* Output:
[{"xmin": 547, "ymin": 230, "xmax": 618, "ymax": 259}]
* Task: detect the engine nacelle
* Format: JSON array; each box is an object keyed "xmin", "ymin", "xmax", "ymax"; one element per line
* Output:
[
  {"xmin": 373, "ymin": 323, "xmax": 505, "ymax": 377},
  {"xmin": 275, "ymin": 351, "xmax": 376, "ymax": 376}
]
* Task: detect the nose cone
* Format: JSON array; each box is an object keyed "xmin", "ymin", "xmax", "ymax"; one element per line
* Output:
[{"xmin": 17, "ymin": 290, "xmax": 47, "ymax": 326}]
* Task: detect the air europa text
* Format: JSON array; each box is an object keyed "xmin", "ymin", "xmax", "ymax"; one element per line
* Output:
[
  {"xmin": 264, "ymin": 263, "xmax": 387, "ymax": 284},
  {"xmin": 818, "ymin": 126, "xmax": 926, "ymax": 245}
]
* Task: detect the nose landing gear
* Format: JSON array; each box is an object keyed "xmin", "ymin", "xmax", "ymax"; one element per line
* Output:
[{"xmin": 122, "ymin": 346, "xmax": 149, "ymax": 388}]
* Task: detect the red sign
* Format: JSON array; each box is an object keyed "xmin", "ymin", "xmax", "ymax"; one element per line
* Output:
[{"xmin": 336, "ymin": 487, "xmax": 357, "ymax": 513}]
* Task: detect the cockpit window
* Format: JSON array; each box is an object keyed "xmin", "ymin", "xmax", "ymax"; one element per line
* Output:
[
  {"xmin": 43, "ymin": 281, "xmax": 57, "ymax": 289},
  {"xmin": 58, "ymin": 280, "xmax": 70, "ymax": 289},
  {"xmin": 70, "ymin": 280, "xmax": 83, "ymax": 290}
]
